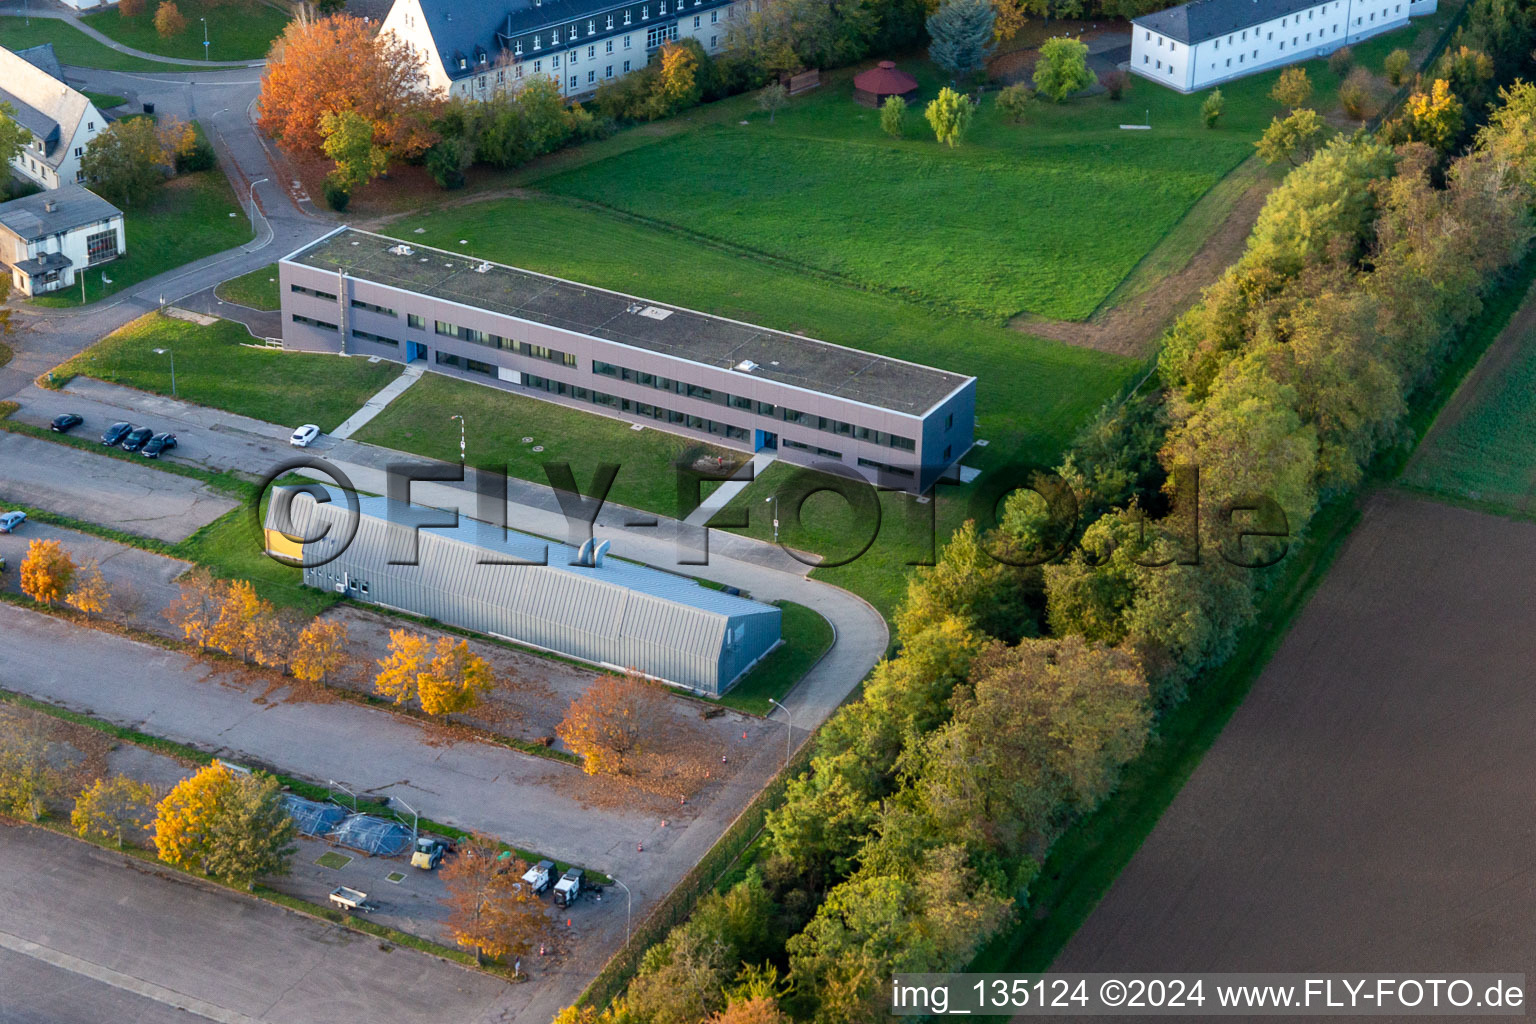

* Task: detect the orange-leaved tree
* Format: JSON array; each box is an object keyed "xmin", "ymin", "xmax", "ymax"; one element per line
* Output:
[
  {"xmin": 418, "ymin": 637, "xmax": 495, "ymax": 715},
  {"xmin": 154, "ymin": 0, "xmax": 186, "ymax": 38},
  {"xmin": 257, "ymin": 15, "xmax": 436, "ymax": 159},
  {"xmin": 165, "ymin": 566, "xmax": 225, "ymax": 649},
  {"xmin": 441, "ymin": 835, "xmax": 553, "ymax": 964},
  {"xmin": 65, "ymin": 558, "xmax": 110, "ymax": 618},
  {"xmin": 290, "ymin": 619, "xmax": 350, "ymax": 683},
  {"xmin": 206, "ymin": 579, "xmax": 288, "ymax": 666},
  {"xmin": 374, "ymin": 629, "xmax": 430, "ymax": 704},
  {"xmin": 20, "ymin": 539, "xmax": 75, "ymax": 606},
  {"xmin": 557, "ymin": 669, "xmax": 668, "ymax": 776}
]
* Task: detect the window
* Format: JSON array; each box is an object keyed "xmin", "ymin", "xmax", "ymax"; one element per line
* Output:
[
  {"xmin": 514, "ymin": 40, "xmax": 523, "ymax": 54},
  {"xmin": 588, "ymin": 44, "xmax": 596, "ymax": 57},
  {"xmin": 606, "ymin": 38, "xmax": 614, "ymax": 52},
  {"xmin": 85, "ymin": 229, "xmax": 117, "ymax": 264},
  {"xmin": 569, "ymin": 49, "xmax": 577, "ymax": 63},
  {"xmin": 435, "ymin": 351, "xmax": 494, "ymax": 376},
  {"xmin": 641, "ymin": 4, "xmax": 648, "ymax": 16},
  {"xmin": 516, "ymin": 65, "xmax": 525, "ymax": 78},
  {"xmin": 570, "ymin": 75, "xmax": 578, "ymax": 88},
  {"xmin": 552, "ymin": 54, "xmax": 560, "ymax": 67},
  {"xmin": 711, "ymin": 8, "xmax": 718, "ymax": 20},
  {"xmin": 352, "ymin": 328, "xmax": 399, "ymax": 346},
  {"xmin": 87, "ymin": 121, "xmax": 94, "ymax": 130},
  {"xmin": 73, "ymin": 146, "xmax": 82, "ymax": 157},
  {"xmin": 710, "ymin": 35, "xmax": 716, "ymax": 46},
  {"xmin": 534, "ymin": 59, "xmax": 543, "ymax": 72},
  {"xmin": 351, "ymin": 298, "xmax": 396, "ymax": 316},
  {"xmin": 293, "ymin": 313, "xmax": 338, "ymax": 331},
  {"xmin": 407, "ymin": 313, "xmax": 426, "ymax": 329},
  {"xmin": 75, "ymin": 169, "xmax": 85, "ymax": 182},
  {"xmin": 606, "ymin": 64, "xmax": 614, "ymax": 76},
  {"xmin": 624, "ymin": 34, "xmax": 632, "ymax": 47},
  {"xmin": 624, "ymin": 10, "xmax": 631, "ymax": 24},
  {"xmin": 624, "ymin": 59, "xmax": 631, "ymax": 71},
  {"xmin": 607, "ymin": 14, "xmax": 614, "ymax": 28},
  {"xmin": 290, "ymin": 283, "xmax": 337, "ymax": 300},
  {"xmin": 1156, "ymin": 59, "xmax": 1162, "ymax": 68},
  {"xmin": 693, "ymin": 14, "xmax": 700, "ymax": 26},
  {"xmin": 1144, "ymin": 54, "xmax": 1149, "ymax": 63},
  {"xmin": 588, "ymin": 18, "xmax": 595, "ymax": 32}
]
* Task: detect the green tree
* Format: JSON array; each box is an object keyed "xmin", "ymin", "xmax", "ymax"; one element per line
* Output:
[
  {"xmin": 1405, "ymin": 78, "xmax": 1464, "ymax": 151},
  {"xmin": 1032, "ymin": 36, "xmax": 1096, "ymax": 102},
  {"xmin": 319, "ymin": 109, "xmax": 388, "ymax": 193},
  {"xmin": 80, "ymin": 116, "xmax": 191, "ymax": 207},
  {"xmin": 880, "ymin": 94, "xmax": 907, "ymax": 137},
  {"xmin": 1201, "ymin": 88, "xmax": 1225, "ymax": 128},
  {"xmin": 1476, "ymin": 79, "xmax": 1536, "ymax": 191},
  {"xmin": 202, "ymin": 771, "xmax": 298, "ymax": 890},
  {"xmin": 72, "ymin": 775, "xmax": 157, "ymax": 848},
  {"xmin": 757, "ymin": 82, "xmax": 788, "ymax": 123},
  {"xmin": 0, "ymin": 102, "xmax": 27, "ymax": 169},
  {"xmin": 1255, "ymin": 107, "xmax": 1326, "ymax": 165},
  {"xmin": 1270, "ymin": 66, "xmax": 1313, "ymax": 108},
  {"xmin": 924, "ymin": 86, "xmax": 974, "ymax": 146},
  {"xmin": 995, "ymin": 82, "xmax": 1033, "ymax": 123},
  {"xmin": 1384, "ymin": 48, "xmax": 1411, "ymax": 85},
  {"xmin": 926, "ymin": 0, "xmax": 995, "ymax": 80}
]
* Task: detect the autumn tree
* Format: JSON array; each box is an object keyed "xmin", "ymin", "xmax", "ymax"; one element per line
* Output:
[
  {"xmin": 995, "ymin": 82, "xmax": 1032, "ymax": 123},
  {"xmin": 1255, "ymin": 107, "xmax": 1326, "ymax": 166},
  {"xmin": 154, "ymin": 0, "xmax": 186, "ymax": 37},
  {"xmin": 655, "ymin": 42, "xmax": 702, "ymax": 116},
  {"xmin": 557, "ymin": 670, "xmax": 669, "ymax": 776},
  {"xmin": 165, "ymin": 567, "xmax": 224, "ymax": 649},
  {"xmin": 1271, "ymin": 66, "xmax": 1312, "ymax": 108},
  {"xmin": 1032, "ymin": 36, "xmax": 1095, "ymax": 102},
  {"xmin": 1384, "ymin": 48, "xmax": 1411, "ymax": 86},
  {"xmin": 1405, "ymin": 78, "xmax": 1463, "ymax": 151},
  {"xmin": 119, "ymin": 0, "xmax": 145, "ymax": 16},
  {"xmin": 0, "ymin": 710, "xmax": 70, "ymax": 821},
  {"xmin": 757, "ymin": 82, "xmax": 788, "ymax": 123},
  {"xmin": 441, "ymin": 836, "xmax": 554, "ymax": 964},
  {"xmin": 319, "ymin": 109, "xmax": 388, "ymax": 194},
  {"xmin": 1339, "ymin": 67, "xmax": 1380, "ymax": 121},
  {"xmin": 65, "ymin": 558, "xmax": 109, "ymax": 618},
  {"xmin": 207, "ymin": 579, "xmax": 288, "ymax": 666},
  {"xmin": 20, "ymin": 539, "xmax": 75, "ymax": 607},
  {"xmin": 80, "ymin": 115, "xmax": 195, "ymax": 207},
  {"xmin": 257, "ymin": 15, "xmax": 435, "ymax": 160},
  {"xmin": 374, "ymin": 629, "xmax": 430, "ymax": 705},
  {"xmin": 153, "ymin": 763, "xmax": 296, "ymax": 888},
  {"xmin": 72, "ymin": 775, "xmax": 156, "ymax": 848},
  {"xmin": 1201, "ymin": 88, "xmax": 1225, "ymax": 128},
  {"xmin": 290, "ymin": 619, "xmax": 350, "ymax": 683},
  {"xmin": 925, "ymin": 86, "xmax": 974, "ymax": 147},
  {"xmin": 418, "ymin": 637, "xmax": 495, "ymax": 715}
]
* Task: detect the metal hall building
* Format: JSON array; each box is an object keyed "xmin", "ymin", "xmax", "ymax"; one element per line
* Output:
[
  {"xmin": 266, "ymin": 487, "xmax": 782, "ymax": 696},
  {"xmin": 278, "ymin": 227, "xmax": 977, "ymax": 494}
]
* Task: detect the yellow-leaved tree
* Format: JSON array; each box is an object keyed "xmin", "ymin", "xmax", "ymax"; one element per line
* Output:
[
  {"xmin": 152, "ymin": 762, "xmax": 296, "ymax": 888},
  {"xmin": 65, "ymin": 558, "xmax": 110, "ymax": 618},
  {"xmin": 165, "ymin": 567, "xmax": 225, "ymax": 649},
  {"xmin": 290, "ymin": 619, "xmax": 350, "ymax": 683},
  {"xmin": 72, "ymin": 775, "xmax": 156, "ymax": 848},
  {"xmin": 557, "ymin": 669, "xmax": 668, "ymax": 776},
  {"xmin": 374, "ymin": 629, "xmax": 430, "ymax": 704},
  {"xmin": 418, "ymin": 637, "xmax": 495, "ymax": 715},
  {"xmin": 207, "ymin": 580, "xmax": 288, "ymax": 666},
  {"xmin": 20, "ymin": 538, "xmax": 75, "ymax": 606},
  {"xmin": 152, "ymin": 762, "xmax": 233, "ymax": 871}
]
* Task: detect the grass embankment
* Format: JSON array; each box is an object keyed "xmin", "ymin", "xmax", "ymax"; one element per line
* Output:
[
  {"xmin": 0, "ymin": 15, "xmax": 207, "ymax": 71},
  {"xmin": 214, "ymin": 262, "xmax": 281, "ymax": 310},
  {"xmin": 970, "ymin": 255, "xmax": 1536, "ymax": 973},
  {"xmin": 31, "ymin": 171, "xmax": 252, "ymax": 308},
  {"xmin": 82, "ymin": 0, "xmax": 287, "ymax": 62},
  {"xmin": 712, "ymin": 601, "xmax": 835, "ymax": 716},
  {"xmin": 50, "ymin": 312, "xmax": 402, "ymax": 433},
  {"xmin": 82, "ymin": 91, "xmax": 126, "ymax": 110}
]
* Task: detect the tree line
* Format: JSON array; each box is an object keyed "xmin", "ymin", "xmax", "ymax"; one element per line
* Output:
[{"xmin": 552, "ymin": 0, "xmax": 1536, "ymax": 1019}]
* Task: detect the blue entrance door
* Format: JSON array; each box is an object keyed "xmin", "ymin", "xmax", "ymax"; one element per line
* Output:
[
  {"xmin": 405, "ymin": 341, "xmax": 425, "ymax": 362},
  {"xmin": 754, "ymin": 429, "xmax": 777, "ymax": 451}
]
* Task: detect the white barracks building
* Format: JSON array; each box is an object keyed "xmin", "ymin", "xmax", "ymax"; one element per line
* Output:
[
  {"xmin": 380, "ymin": 0, "xmax": 750, "ymax": 100},
  {"xmin": 1131, "ymin": 0, "xmax": 1437, "ymax": 92}
]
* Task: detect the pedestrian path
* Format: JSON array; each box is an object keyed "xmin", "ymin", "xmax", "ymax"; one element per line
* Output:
[
  {"xmin": 330, "ymin": 363, "xmax": 424, "ymax": 440},
  {"xmin": 683, "ymin": 449, "xmax": 777, "ymax": 527}
]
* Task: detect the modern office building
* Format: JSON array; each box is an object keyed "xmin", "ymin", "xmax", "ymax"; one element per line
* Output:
[
  {"xmin": 267, "ymin": 486, "xmax": 782, "ymax": 696},
  {"xmin": 279, "ymin": 227, "xmax": 977, "ymax": 493},
  {"xmin": 379, "ymin": 0, "xmax": 746, "ymax": 101},
  {"xmin": 1131, "ymin": 0, "xmax": 1437, "ymax": 92}
]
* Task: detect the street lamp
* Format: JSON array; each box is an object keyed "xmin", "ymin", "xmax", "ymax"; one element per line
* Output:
[
  {"xmin": 201, "ymin": 17, "xmax": 210, "ymax": 60},
  {"xmin": 153, "ymin": 347, "xmax": 176, "ymax": 397},
  {"xmin": 768, "ymin": 697, "xmax": 793, "ymax": 768},
  {"xmin": 449, "ymin": 413, "xmax": 465, "ymax": 464},
  {"xmin": 610, "ymin": 877, "xmax": 632, "ymax": 947},
  {"xmin": 248, "ymin": 177, "xmax": 268, "ymax": 228},
  {"xmin": 763, "ymin": 494, "xmax": 779, "ymax": 543}
]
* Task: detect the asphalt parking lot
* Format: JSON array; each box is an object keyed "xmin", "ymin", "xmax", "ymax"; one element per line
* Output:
[
  {"xmin": 1056, "ymin": 493, "xmax": 1536, "ymax": 1000},
  {"xmin": 0, "ymin": 432, "xmax": 237, "ymax": 544}
]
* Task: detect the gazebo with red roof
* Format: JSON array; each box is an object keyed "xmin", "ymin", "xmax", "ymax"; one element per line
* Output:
[{"xmin": 853, "ymin": 61, "xmax": 919, "ymax": 108}]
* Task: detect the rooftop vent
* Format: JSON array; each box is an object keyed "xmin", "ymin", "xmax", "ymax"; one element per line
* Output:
[
  {"xmin": 387, "ymin": 244, "xmax": 415, "ymax": 256},
  {"xmin": 474, "ymin": 261, "xmax": 493, "ymax": 273},
  {"xmin": 636, "ymin": 305, "xmax": 672, "ymax": 321},
  {"xmin": 43, "ymin": 200, "xmax": 56, "ymax": 213},
  {"xmin": 734, "ymin": 360, "xmax": 758, "ymax": 372}
]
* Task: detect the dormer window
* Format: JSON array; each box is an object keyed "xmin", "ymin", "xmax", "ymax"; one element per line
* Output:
[
  {"xmin": 642, "ymin": 5, "xmax": 648, "ymax": 17},
  {"xmin": 660, "ymin": 1, "xmax": 666, "ymax": 12},
  {"xmin": 514, "ymin": 40, "xmax": 523, "ymax": 54},
  {"xmin": 606, "ymin": 14, "xmax": 613, "ymax": 28},
  {"xmin": 458, "ymin": 57, "xmax": 467, "ymax": 69},
  {"xmin": 569, "ymin": 25, "xmax": 577, "ymax": 40},
  {"xmin": 533, "ymin": 35, "xmax": 541, "ymax": 49},
  {"xmin": 624, "ymin": 10, "xmax": 631, "ymax": 23},
  {"xmin": 587, "ymin": 18, "xmax": 595, "ymax": 32}
]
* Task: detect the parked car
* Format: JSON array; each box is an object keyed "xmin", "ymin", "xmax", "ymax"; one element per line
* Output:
[
  {"xmin": 0, "ymin": 511, "xmax": 26, "ymax": 533},
  {"xmin": 410, "ymin": 836, "xmax": 448, "ymax": 871},
  {"xmin": 522, "ymin": 859, "xmax": 555, "ymax": 895},
  {"xmin": 100, "ymin": 421, "xmax": 134, "ymax": 446},
  {"xmin": 290, "ymin": 424, "xmax": 321, "ymax": 448},
  {"xmin": 50, "ymin": 413, "xmax": 83, "ymax": 433},
  {"xmin": 120, "ymin": 426, "xmax": 154, "ymax": 452},
  {"xmin": 141, "ymin": 432, "xmax": 178, "ymax": 458}
]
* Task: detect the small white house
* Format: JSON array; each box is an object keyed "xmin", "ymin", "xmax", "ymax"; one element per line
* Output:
[
  {"xmin": 0, "ymin": 44, "xmax": 108, "ymax": 190},
  {"xmin": 1131, "ymin": 0, "xmax": 1438, "ymax": 92},
  {"xmin": 379, "ymin": 0, "xmax": 746, "ymax": 101},
  {"xmin": 0, "ymin": 184, "xmax": 124, "ymax": 296}
]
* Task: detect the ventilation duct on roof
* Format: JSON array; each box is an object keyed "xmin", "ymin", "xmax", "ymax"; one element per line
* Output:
[{"xmin": 592, "ymin": 539, "xmax": 611, "ymax": 567}]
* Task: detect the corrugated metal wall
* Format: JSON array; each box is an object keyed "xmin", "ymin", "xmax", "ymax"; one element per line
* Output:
[{"xmin": 283, "ymin": 493, "xmax": 779, "ymax": 695}]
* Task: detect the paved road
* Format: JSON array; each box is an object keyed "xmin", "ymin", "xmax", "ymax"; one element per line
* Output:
[
  {"xmin": 0, "ymin": 826, "xmax": 520, "ymax": 1024},
  {"xmin": 0, "ymin": 431, "xmax": 236, "ymax": 542},
  {"xmin": 1055, "ymin": 493, "xmax": 1536, "ymax": 1008}
]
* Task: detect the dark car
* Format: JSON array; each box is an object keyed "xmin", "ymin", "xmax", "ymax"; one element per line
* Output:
[
  {"xmin": 120, "ymin": 426, "xmax": 154, "ymax": 452},
  {"xmin": 50, "ymin": 413, "xmax": 83, "ymax": 433},
  {"xmin": 141, "ymin": 432, "xmax": 178, "ymax": 458},
  {"xmin": 101, "ymin": 421, "xmax": 133, "ymax": 446}
]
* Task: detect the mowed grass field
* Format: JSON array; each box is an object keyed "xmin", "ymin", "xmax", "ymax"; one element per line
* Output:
[
  {"xmin": 82, "ymin": 0, "xmax": 288, "ymax": 62},
  {"xmin": 531, "ymin": 51, "xmax": 1377, "ymax": 323}
]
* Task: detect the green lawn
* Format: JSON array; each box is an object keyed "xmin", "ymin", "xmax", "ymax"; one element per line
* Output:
[
  {"xmin": 52, "ymin": 312, "xmax": 403, "ymax": 434},
  {"xmin": 0, "ymin": 15, "xmax": 206, "ymax": 71},
  {"xmin": 82, "ymin": 91, "xmax": 126, "ymax": 110},
  {"xmin": 81, "ymin": 0, "xmax": 287, "ymax": 62},
  {"xmin": 215, "ymin": 262, "xmax": 280, "ymax": 311},
  {"xmin": 713, "ymin": 601, "xmax": 835, "ymax": 716},
  {"xmin": 32, "ymin": 170, "xmax": 252, "ymax": 308},
  {"xmin": 352, "ymin": 372, "xmax": 737, "ymax": 520},
  {"xmin": 528, "ymin": 46, "xmax": 1398, "ymax": 323}
]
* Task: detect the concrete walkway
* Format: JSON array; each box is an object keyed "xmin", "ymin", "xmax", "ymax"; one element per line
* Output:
[
  {"xmin": 330, "ymin": 363, "xmax": 425, "ymax": 440},
  {"xmin": 682, "ymin": 448, "xmax": 777, "ymax": 527},
  {"xmin": 0, "ymin": 2, "xmax": 264, "ymax": 67}
]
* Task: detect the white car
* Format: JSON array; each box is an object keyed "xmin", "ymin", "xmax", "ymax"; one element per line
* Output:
[
  {"xmin": 0, "ymin": 510, "xmax": 25, "ymax": 533},
  {"xmin": 290, "ymin": 424, "xmax": 322, "ymax": 448}
]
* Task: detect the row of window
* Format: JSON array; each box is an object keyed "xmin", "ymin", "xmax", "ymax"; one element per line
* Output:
[
  {"xmin": 436, "ymin": 351, "xmax": 498, "ymax": 376},
  {"xmin": 294, "ymin": 314, "xmax": 337, "ymax": 331},
  {"xmin": 519, "ymin": 0, "xmax": 716, "ymax": 52},
  {"xmin": 291, "ymin": 283, "xmax": 337, "ymax": 301},
  {"xmin": 1144, "ymin": 1, "xmax": 1400, "ymax": 56},
  {"xmin": 592, "ymin": 360, "xmax": 916, "ymax": 450},
  {"xmin": 352, "ymin": 298, "xmax": 396, "ymax": 316},
  {"xmin": 431, "ymin": 319, "xmax": 579, "ymax": 365},
  {"xmin": 524, "ymin": 373, "xmax": 755, "ymax": 443}
]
